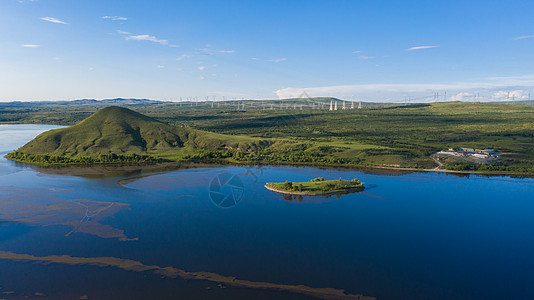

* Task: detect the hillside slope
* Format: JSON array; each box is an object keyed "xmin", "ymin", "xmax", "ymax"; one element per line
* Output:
[{"xmin": 15, "ymin": 106, "xmax": 261, "ymax": 158}]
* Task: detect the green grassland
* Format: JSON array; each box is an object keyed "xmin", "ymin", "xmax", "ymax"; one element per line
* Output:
[
  {"xmin": 266, "ymin": 177, "xmax": 364, "ymax": 194},
  {"xmin": 3, "ymin": 99, "xmax": 534, "ymax": 173}
]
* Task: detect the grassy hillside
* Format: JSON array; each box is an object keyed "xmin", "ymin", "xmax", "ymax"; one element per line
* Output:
[{"xmin": 8, "ymin": 106, "xmax": 262, "ymax": 164}]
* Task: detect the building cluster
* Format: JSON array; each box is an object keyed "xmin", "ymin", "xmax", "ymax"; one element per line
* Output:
[{"xmin": 438, "ymin": 148, "xmax": 499, "ymax": 159}]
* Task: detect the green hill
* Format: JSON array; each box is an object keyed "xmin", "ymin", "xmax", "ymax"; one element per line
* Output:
[{"xmin": 9, "ymin": 106, "xmax": 263, "ymax": 164}]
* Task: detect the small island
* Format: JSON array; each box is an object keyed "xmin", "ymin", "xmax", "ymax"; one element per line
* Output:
[{"xmin": 265, "ymin": 177, "xmax": 364, "ymax": 196}]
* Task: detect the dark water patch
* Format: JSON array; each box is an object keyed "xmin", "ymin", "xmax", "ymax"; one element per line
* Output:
[{"xmin": 0, "ymin": 186, "xmax": 135, "ymax": 241}]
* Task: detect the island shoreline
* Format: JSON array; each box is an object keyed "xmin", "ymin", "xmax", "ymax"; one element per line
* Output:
[{"xmin": 264, "ymin": 184, "xmax": 364, "ymax": 196}]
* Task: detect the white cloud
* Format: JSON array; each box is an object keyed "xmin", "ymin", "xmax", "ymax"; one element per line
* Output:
[
  {"xmin": 493, "ymin": 90, "xmax": 528, "ymax": 100},
  {"xmin": 156, "ymin": 65, "xmax": 165, "ymax": 69},
  {"xmin": 40, "ymin": 17, "xmax": 68, "ymax": 24},
  {"xmin": 102, "ymin": 16, "xmax": 127, "ymax": 21},
  {"xmin": 274, "ymin": 75, "xmax": 534, "ymax": 101},
  {"xmin": 198, "ymin": 66, "xmax": 206, "ymax": 71},
  {"xmin": 52, "ymin": 57, "xmax": 61, "ymax": 60},
  {"xmin": 352, "ymin": 50, "xmax": 361, "ymax": 54},
  {"xmin": 116, "ymin": 30, "xmax": 131, "ymax": 35},
  {"xmin": 450, "ymin": 92, "xmax": 472, "ymax": 100},
  {"xmin": 219, "ymin": 50, "xmax": 235, "ymax": 53},
  {"xmin": 514, "ymin": 35, "xmax": 534, "ymax": 40},
  {"xmin": 251, "ymin": 57, "xmax": 260, "ymax": 61},
  {"xmin": 358, "ymin": 55, "xmax": 375, "ymax": 60},
  {"xmin": 126, "ymin": 34, "xmax": 168, "ymax": 45},
  {"xmin": 405, "ymin": 45, "xmax": 439, "ymax": 51},
  {"xmin": 21, "ymin": 44, "xmax": 40, "ymax": 48}
]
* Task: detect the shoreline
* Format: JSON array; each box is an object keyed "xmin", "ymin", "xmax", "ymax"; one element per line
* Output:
[
  {"xmin": 264, "ymin": 184, "xmax": 365, "ymax": 196},
  {"xmin": 6, "ymin": 155, "xmax": 534, "ymax": 178},
  {"xmin": 370, "ymin": 165, "xmax": 533, "ymax": 177}
]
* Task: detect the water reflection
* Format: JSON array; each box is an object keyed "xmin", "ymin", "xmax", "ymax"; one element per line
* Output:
[{"xmin": 280, "ymin": 190, "xmax": 365, "ymax": 204}]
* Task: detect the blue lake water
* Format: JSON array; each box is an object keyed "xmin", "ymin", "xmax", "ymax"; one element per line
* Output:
[{"xmin": 1, "ymin": 124, "xmax": 534, "ymax": 299}]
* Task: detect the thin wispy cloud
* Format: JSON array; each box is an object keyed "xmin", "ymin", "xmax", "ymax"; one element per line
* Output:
[
  {"xmin": 358, "ymin": 55, "xmax": 375, "ymax": 60},
  {"xmin": 194, "ymin": 48, "xmax": 214, "ymax": 56},
  {"xmin": 21, "ymin": 44, "xmax": 40, "ymax": 48},
  {"xmin": 514, "ymin": 35, "xmax": 534, "ymax": 40},
  {"xmin": 156, "ymin": 65, "xmax": 165, "ymax": 69},
  {"xmin": 194, "ymin": 48, "xmax": 235, "ymax": 56},
  {"xmin": 251, "ymin": 57, "xmax": 287, "ymax": 63},
  {"xmin": 352, "ymin": 50, "xmax": 361, "ymax": 54},
  {"xmin": 405, "ymin": 45, "xmax": 439, "ymax": 51},
  {"xmin": 40, "ymin": 17, "xmax": 68, "ymax": 24},
  {"xmin": 126, "ymin": 34, "xmax": 168, "ymax": 45},
  {"xmin": 102, "ymin": 16, "xmax": 127, "ymax": 21},
  {"xmin": 176, "ymin": 54, "xmax": 191, "ymax": 61},
  {"xmin": 198, "ymin": 66, "xmax": 206, "ymax": 71},
  {"xmin": 116, "ymin": 30, "xmax": 131, "ymax": 35},
  {"xmin": 174, "ymin": 47, "xmax": 233, "ymax": 62}
]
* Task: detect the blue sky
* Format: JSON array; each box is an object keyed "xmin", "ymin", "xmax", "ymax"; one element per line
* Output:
[{"xmin": 1, "ymin": 0, "xmax": 534, "ymax": 102}]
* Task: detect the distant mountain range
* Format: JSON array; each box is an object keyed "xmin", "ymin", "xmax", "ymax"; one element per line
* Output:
[
  {"xmin": 0, "ymin": 97, "xmax": 394, "ymax": 107},
  {"xmin": 5, "ymin": 97, "xmax": 531, "ymax": 109},
  {"xmin": 1, "ymin": 98, "xmax": 162, "ymax": 107}
]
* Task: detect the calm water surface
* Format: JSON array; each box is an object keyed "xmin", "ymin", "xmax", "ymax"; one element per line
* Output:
[{"xmin": 1, "ymin": 124, "xmax": 534, "ymax": 300}]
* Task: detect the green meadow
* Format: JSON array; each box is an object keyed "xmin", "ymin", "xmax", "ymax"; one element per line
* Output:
[{"xmin": 2, "ymin": 100, "xmax": 534, "ymax": 173}]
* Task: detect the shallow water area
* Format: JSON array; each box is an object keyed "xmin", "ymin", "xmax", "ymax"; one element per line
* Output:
[{"xmin": 1, "ymin": 125, "xmax": 534, "ymax": 300}]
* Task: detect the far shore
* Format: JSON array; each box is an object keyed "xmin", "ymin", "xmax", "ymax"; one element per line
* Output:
[
  {"xmin": 5, "ymin": 155, "xmax": 534, "ymax": 179},
  {"xmin": 370, "ymin": 165, "xmax": 533, "ymax": 177}
]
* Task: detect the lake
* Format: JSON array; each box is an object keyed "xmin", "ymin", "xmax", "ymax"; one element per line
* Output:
[{"xmin": 1, "ymin": 124, "xmax": 534, "ymax": 300}]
